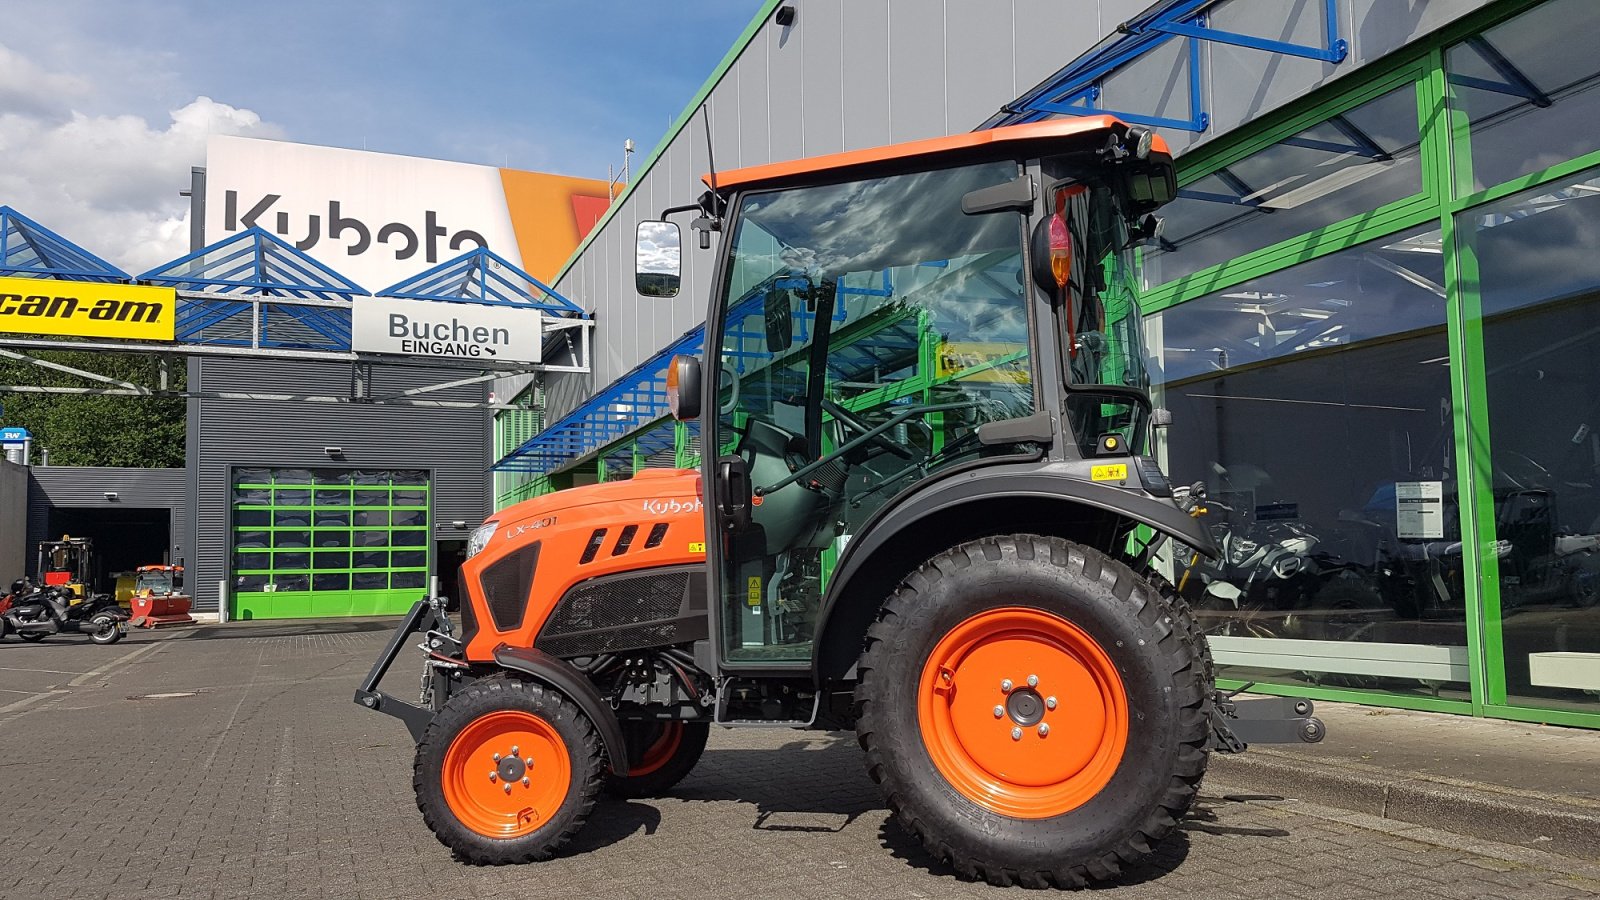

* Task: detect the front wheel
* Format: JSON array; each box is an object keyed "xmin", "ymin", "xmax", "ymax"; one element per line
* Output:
[
  {"xmin": 855, "ymin": 535, "xmax": 1211, "ymax": 888},
  {"xmin": 413, "ymin": 676, "xmax": 605, "ymax": 864},
  {"xmin": 89, "ymin": 614, "xmax": 124, "ymax": 645}
]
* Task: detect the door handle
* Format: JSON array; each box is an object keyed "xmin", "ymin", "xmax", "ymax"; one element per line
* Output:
[{"xmin": 715, "ymin": 455, "xmax": 753, "ymax": 533}]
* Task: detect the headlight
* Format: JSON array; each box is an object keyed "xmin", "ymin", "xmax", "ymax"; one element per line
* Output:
[{"xmin": 467, "ymin": 521, "xmax": 499, "ymax": 558}]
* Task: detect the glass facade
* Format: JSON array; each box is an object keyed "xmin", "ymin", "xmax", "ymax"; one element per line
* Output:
[
  {"xmin": 1143, "ymin": 0, "xmax": 1600, "ymax": 726},
  {"xmin": 231, "ymin": 467, "xmax": 430, "ymax": 619}
]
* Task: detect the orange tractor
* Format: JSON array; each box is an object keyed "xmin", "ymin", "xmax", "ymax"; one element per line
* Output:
[
  {"xmin": 122, "ymin": 564, "xmax": 195, "ymax": 628},
  {"xmin": 357, "ymin": 117, "xmax": 1325, "ymax": 886}
]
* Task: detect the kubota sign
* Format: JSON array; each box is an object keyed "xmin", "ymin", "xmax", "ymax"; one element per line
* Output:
[
  {"xmin": 0, "ymin": 277, "xmax": 176, "ymax": 341},
  {"xmin": 205, "ymin": 136, "xmax": 613, "ymax": 292}
]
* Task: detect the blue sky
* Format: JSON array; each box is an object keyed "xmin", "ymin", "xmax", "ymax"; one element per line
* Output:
[{"xmin": 0, "ymin": 1, "xmax": 762, "ymax": 268}]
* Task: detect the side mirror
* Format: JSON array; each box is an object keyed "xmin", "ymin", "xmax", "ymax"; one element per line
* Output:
[
  {"xmin": 666, "ymin": 354, "xmax": 702, "ymax": 421},
  {"xmin": 635, "ymin": 221, "xmax": 682, "ymax": 298}
]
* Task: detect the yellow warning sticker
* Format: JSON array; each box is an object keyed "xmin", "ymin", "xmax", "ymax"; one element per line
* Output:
[
  {"xmin": 746, "ymin": 577, "xmax": 762, "ymax": 607},
  {"xmin": 1091, "ymin": 463, "xmax": 1128, "ymax": 483},
  {"xmin": 688, "ymin": 542, "xmax": 706, "ymax": 554}
]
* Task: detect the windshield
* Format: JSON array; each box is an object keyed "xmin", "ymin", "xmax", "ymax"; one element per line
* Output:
[{"xmin": 135, "ymin": 571, "xmax": 174, "ymax": 593}]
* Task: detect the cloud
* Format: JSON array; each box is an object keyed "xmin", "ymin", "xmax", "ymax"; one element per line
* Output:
[{"xmin": 0, "ymin": 42, "xmax": 283, "ymax": 274}]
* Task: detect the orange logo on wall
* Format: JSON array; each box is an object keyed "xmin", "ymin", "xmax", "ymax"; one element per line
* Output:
[{"xmin": 499, "ymin": 170, "xmax": 614, "ymax": 283}]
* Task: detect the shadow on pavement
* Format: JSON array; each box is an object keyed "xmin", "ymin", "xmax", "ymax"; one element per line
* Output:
[
  {"xmin": 561, "ymin": 799, "xmax": 664, "ymax": 855},
  {"xmin": 183, "ymin": 619, "xmax": 399, "ymax": 641}
]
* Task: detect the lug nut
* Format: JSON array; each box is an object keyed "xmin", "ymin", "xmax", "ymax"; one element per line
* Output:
[
  {"xmin": 1011, "ymin": 727, "xmax": 1022, "ymax": 741},
  {"xmin": 1045, "ymin": 696, "xmax": 1057, "ymax": 710},
  {"xmin": 1001, "ymin": 679, "xmax": 1013, "ymax": 693},
  {"xmin": 510, "ymin": 745, "xmax": 520, "ymax": 756},
  {"xmin": 1027, "ymin": 674, "xmax": 1039, "ymax": 688},
  {"xmin": 503, "ymin": 784, "xmax": 512, "ymax": 794},
  {"xmin": 1038, "ymin": 723, "xmax": 1050, "ymax": 737},
  {"xmin": 489, "ymin": 772, "xmax": 497, "ymax": 782},
  {"xmin": 525, "ymin": 757, "xmax": 535, "ymax": 767},
  {"xmin": 993, "ymin": 705, "xmax": 1004, "ymax": 718},
  {"xmin": 492, "ymin": 753, "xmax": 501, "ymax": 762},
  {"xmin": 522, "ymin": 777, "xmax": 530, "ymax": 787}
]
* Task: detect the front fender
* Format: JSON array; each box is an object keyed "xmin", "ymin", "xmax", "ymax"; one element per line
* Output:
[
  {"xmin": 494, "ymin": 644, "xmax": 631, "ymax": 776},
  {"xmin": 812, "ymin": 461, "xmax": 1218, "ymax": 683}
]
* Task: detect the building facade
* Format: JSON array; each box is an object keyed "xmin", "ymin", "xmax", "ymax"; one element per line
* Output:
[{"xmin": 499, "ymin": 0, "xmax": 1599, "ymax": 728}]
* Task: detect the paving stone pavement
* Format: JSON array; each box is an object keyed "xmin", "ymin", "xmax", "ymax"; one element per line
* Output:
[{"xmin": 1, "ymin": 623, "xmax": 1597, "ymax": 900}]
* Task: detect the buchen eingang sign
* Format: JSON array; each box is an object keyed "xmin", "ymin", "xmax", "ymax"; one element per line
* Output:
[
  {"xmin": 0, "ymin": 276, "xmax": 177, "ymax": 341},
  {"xmin": 352, "ymin": 296, "xmax": 542, "ymax": 364}
]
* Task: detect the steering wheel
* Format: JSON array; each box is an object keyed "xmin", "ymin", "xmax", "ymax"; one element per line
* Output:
[{"xmin": 822, "ymin": 399, "xmax": 919, "ymax": 460}]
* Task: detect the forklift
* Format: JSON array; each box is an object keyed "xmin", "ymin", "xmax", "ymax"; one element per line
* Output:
[
  {"xmin": 37, "ymin": 536, "xmax": 95, "ymax": 602},
  {"xmin": 357, "ymin": 116, "xmax": 1325, "ymax": 887}
]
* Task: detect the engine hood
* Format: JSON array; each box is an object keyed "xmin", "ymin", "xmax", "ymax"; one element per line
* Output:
[{"xmin": 490, "ymin": 468, "xmax": 701, "ymax": 530}]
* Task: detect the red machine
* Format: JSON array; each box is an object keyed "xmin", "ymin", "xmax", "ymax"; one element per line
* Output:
[{"xmin": 127, "ymin": 565, "xmax": 195, "ymax": 628}]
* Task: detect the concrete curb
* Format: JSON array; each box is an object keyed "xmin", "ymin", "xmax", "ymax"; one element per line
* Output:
[{"xmin": 1210, "ymin": 748, "xmax": 1600, "ymax": 863}]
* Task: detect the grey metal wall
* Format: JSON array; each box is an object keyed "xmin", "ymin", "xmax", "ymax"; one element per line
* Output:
[
  {"xmin": 25, "ymin": 465, "xmax": 190, "ymax": 577},
  {"xmin": 0, "ymin": 459, "xmax": 25, "ymax": 585},
  {"xmin": 531, "ymin": 0, "xmax": 1491, "ymax": 426},
  {"xmin": 537, "ymin": 0, "xmax": 1163, "ymax": 420},
  {"xmin": 189, "ymin": 358, "xmax": 491, "ymax": 612}
]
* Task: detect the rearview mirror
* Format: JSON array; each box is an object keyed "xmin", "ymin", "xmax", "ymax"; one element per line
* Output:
[
  {"xmin": 764, "ymin": 288, "xmax": 794, "ymax": 353},
  {"xmin": 636, "ymin": 221, "xmax": 681, "ymax": 298}
]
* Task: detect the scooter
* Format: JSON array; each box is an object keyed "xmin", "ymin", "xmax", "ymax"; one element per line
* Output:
[{"xmin": 1, "ymin": 580, "xmax": 128, "ymax": 645}]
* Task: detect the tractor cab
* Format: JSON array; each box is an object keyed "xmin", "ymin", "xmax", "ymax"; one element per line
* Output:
[{"xmin": 642, "ymin": 117, "xmax": 1199, "ymax": 676}]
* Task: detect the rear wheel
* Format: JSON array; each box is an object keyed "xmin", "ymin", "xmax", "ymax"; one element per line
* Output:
[
  {"xmin": 856, "ymin": 535, "xmax": 1211, "ymax": 888},
  {"xmin": 413, "ymin": 676, "xmax": 604, "ymax": 864},
  {"xmin": 607, "ymin": 720, "xmax": 710, "ymax": 798}
]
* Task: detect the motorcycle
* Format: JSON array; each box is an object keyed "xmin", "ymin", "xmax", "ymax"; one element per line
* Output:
[
  {"xmin": 1170, "ymin": 478, "xmax": 1384, "ymax": 642},
  {"xmin": 1, "ymin": 578, "xmax": 129, "ymax": 645}
]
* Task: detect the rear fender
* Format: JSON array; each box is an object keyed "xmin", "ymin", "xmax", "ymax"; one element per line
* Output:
[
  {"xmin": 493, "ymin": 645, "xmax": 631, "ymax": 777},
  {"xmin": 812, "ymin": 465, "xmax": 1217, "ymax": 683}
]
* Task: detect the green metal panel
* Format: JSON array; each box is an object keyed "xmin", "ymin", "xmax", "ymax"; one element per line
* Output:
[{"xmin": 230, "ymin": 469, "xmax": 430, "ymax": 620}]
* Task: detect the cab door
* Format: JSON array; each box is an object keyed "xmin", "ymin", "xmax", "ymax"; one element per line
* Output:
[{"xmin": 704, "ymin": 161, "xmax": 1038, "ymax": 667}]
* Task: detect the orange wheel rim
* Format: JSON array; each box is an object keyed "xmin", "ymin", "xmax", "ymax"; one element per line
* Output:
[
  {"xmin": 442, "ymin": 710, "xmax": 571, "ymax": 838},
  {"xmin": 917, "ymin": 606, "xmax": 1127, "ymax": 819},
  {"xmin": 630, "ymin": 722, "xmax": 684, "ymax": 778}
]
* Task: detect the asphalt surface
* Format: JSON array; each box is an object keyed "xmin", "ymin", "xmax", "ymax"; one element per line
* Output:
[{"xmin": 1, "ymin": 622, "xmax": 1598, "ymax": 900}]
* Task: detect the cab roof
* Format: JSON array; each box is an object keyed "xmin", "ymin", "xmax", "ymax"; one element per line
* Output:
[{"xmin": 703, "ymin": 116, "xmax": 1168, "ymax": 192}]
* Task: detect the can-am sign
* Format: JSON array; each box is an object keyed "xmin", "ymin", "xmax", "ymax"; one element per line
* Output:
[{"xmin": 352, "ymin": 298, "xmax": 541, "ymax": 365}]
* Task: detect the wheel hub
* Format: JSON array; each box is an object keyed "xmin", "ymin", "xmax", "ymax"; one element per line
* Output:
[
  {"xmin": 441, "ymin": 712, "xmax": 569, "ymax": 839},
  {"xmin": 1006, "ymin": 688, "xmax": 1045, "ymax": 727},
  {"xmin": 917, "ymin": 607, "xmax": 1129, "ymax": 819}
]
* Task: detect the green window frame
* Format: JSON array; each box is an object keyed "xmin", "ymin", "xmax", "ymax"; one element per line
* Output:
[
  {"xmin": 231, "ymin": 468, "xmax": 432, "ymax": 619},
  {"xmin": 1143, "ymin": 0, "xmax": 1600, "ymax": 729}
]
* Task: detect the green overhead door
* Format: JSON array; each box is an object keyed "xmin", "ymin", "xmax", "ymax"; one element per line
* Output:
[{"xmin": 230, "ymin": 468, "xmax": 430, "ymax": 619}]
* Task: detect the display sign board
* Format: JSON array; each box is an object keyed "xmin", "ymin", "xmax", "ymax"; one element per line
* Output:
[
  {"xmin": 0, "ymin": 277, "xmax": 176, "ymax": 341},
  {"xmin": 0, "ymin": 426, "xmax": 29, "ymax": 445},
  {"xmin": 352, "ymin": 297, "xmax": 542, "ymax": 364},
  {"xmin": 204, "ymin": 136, "xmax": 612, "ymax": 291},
  {"xmin": 1395, "ymin": 481, "xmax": 1445, "ymax": 539}
]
